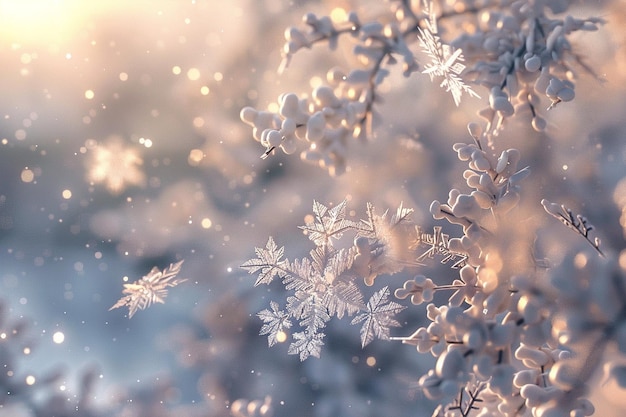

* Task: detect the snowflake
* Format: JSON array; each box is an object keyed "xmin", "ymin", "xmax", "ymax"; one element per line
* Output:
[
  {"xmin": 299, "ymin": 200, "xmax": 357, "ymax": 248},
  {"xmin": 257, "ymin": 301, "xmax": 292, "ymax": 347},
  {"xmin": 110, "ymin": 260, "xmax": 186, "ymax": 318},
  {"xmin": 85, "ymin": 136, "xmax": 146, "ymax": 195},
  {"xmin": 241, "ymin": 237, "xmax": 287, "ymax": 286},
  {"xmin": 243, "ymin": 200, "xmax": 412, "ymax": 359},
  {"xmin": 418, "ymin": 1, "xmax": 480, "ymax": 106},
  {"xmin": 351, "ymin": 286, "xmax": 405, "ymax": 348}
]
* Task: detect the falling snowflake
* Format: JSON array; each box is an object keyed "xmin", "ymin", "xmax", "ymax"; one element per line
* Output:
[
  {"xmin": 418, "ymin": 1, "xmax": 480, "ymax": 106},
  {"xmin": 110, "ymin": 260, "xmax": 186, "ymax": 318},
  {"xmin": 85, "ymin": 136, "xmax": 146, "ymax": 195}
]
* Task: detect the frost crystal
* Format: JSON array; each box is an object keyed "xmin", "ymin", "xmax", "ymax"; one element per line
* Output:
[
  {"xmin": 110, "ymin": 260, "xmax": 186, "ymax": 318},
  {"xmin": 418, "ymin": 1, "xmax": 480, "ymax": 106},
  {"xmin": 242, "ymin": 200, "xmax": 413, "ymax": 360},
  {"xmin": 351, "ymin": 286, "xmax": 405, "ymax": 348}
]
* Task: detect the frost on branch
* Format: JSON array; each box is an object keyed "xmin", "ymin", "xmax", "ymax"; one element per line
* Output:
[
  {"xmin": 240, "ymin": 0, "xmax": 606, "ymax": 173},
  {"xmin": 541, "ymin": 199, "xmax": 604, "ymax": 256},
  {"xmin": 110, "ymin": 260, "xmax": 186, "ymax": 319}
]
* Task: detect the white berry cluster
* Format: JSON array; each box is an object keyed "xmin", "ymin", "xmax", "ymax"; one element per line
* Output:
[
  {"xmin": 449, "ymin": 0, "xmax": 604, "ymax": 135},
  {"xmin": 240, "ymin": 0, "xmax": 603, "ymax": 173},
  {"xmin": 240, "ymin": 80, "xmax": 369, "ymax": 176},
  {"xmin": 389, "ymin": 123, "xmax": 622, "ymax": 417},
  {"xmin": 428, "ymin": 122, "xmax": 529, "ymax": 266},
  {"xmin": 240, "ymin": 3, "xmax": 429, "ymax": 175}
]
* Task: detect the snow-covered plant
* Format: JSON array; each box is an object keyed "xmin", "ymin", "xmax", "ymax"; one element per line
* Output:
[
  {"xmin": 240, "ymin": 0, "xmax": 604, "ymax": 174},
  {"xmin": 243, "ymin": 128, "xmax": 626, "ymax": 416},
  {"xmin": 239, "ymin": 1, "xmax": 625, "ymax": 416}
]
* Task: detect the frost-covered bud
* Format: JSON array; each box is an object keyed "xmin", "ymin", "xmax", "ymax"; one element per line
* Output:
[
  {"xmin": 524, "ymin": 55, "xmax": 542, "ymax": 72},
  {"xmin": 548, "ymin": 362, "xmax": 578, "ymax": 390},
  {"xmin": 488, "ymin": 364, "xmax": 515, "ymax": 396},
  {"xmin": 471, "ymin": 190, "xmax": 494, "ymax": 209},
  {"xmin": 451, "ymin": 194, "xmax": 481, "ymax": 218},
  {"xmin": 534, "ymin": 67, "xmax": 551, "ymax": 95},
  {"xmin": 464, "ymin": 170, "xmax": 480, "ymax": 187},
  {"xmin": 454, "ymin": 143, "xmax": 474, "ymax": 161},
  {"xmin": 429, "ymin": 200, "xmax": 444, "ymax": 219},
  {"xmin": 347, "ymin": 11, "xmax": 360, "ymax": 28},
  {"xmin": 532, "ymin": 116, "xmax": 547, "ymax": 132},
  {"xmin": 360, "ymin": 21, "xmax": 384, "ymax": 39},
  {"xmin": 473, "ymin": 355, "xmax": 493, "ymax": 379},
  {"xmin": 498, "ymin": 15, "xmax": 519, "ymax": 32},
  {"xmin": 280, "ymin": 137, "xmax": 297, "ymax": 155},
  {"xmin": 305, "ymin": 111, "xmax": 325, "ymax": 141},
  {"xmin": 495, "ymin": 150, "xmax": 508, "ymax": 173},
  {"xmin": 491, "ymin": 96, "xmax": 514, "ymax": 117},
  {"xmin": 395, "ymin": 275, "xmax": 435, "ymax": 305},
  {"xmin": 546, "ymin": 25, "xmax": 563, "ymax": 52},
  {"xmin": 489, "ymin": 321, "xmax": 516, "ymax": 348},
  {"xmin": 352, "ymin": 252, "xmax": 370, "ymax": 278},
  {"xmin": 463, "ymin": 324, "xmax": 486, "ymax": 350},
  {"xmin": 285, "ymin": 26, "xmax": 308, "ymax": 48},
  {"xmin": 470, "ymin": 149, "xmax": 492, "ymax": 171},
  {"xmin": 312, "ymin": 85, "xmax": 339, "ymax": 108},
  {"xmin": 513, "ymin": 369, "xmax": 540, "ymax": 388},
  {"xmin": 520, "ymin": 322, "xmax": 549, "ymax": 348},
  {"xmin": 240, "ymin": 106, "xmax": 257, "ymax": 125},
  {"xmin": 546, "ymin": 78, "xmax": 575, "ymax": 105},
  {"xmin": 354, "ymin": 236, "xmax": 370, "ymax": 254},
  {"xmin": 483, "ymin": 287, "xmax": 509, "ymax": 315},
  {"xmin": 520, "ymin": 384, "xmax": 562, "ymax": 409},
  {"xmin": 467, "ymin": 122, "xmax": 483, "ymax": 140},
  {"xmin": 571, "ymin": 399, "xmax": 595, "ymax": 417},
  {"xmin": 515, "ymin": 344, "xmax": 551, "ymax": 368},
  {"xmin": 435, "ymin": 348, "xmax": 466, "ymax": 380},
  {"xmin": 517, "ymin": 294, "xmax": 544, "ymax": 325},
  {"xmin": 442, "ymin": 306, "xmax": 472, "ymax": 332},
  {"xmin": 279, "ymin": 93, "xmax": 300, "ymax": 118},
  {"xmin": 402, "ymin": 327, "xmax": 437, "ymax": 353},
  {"xmin": 557, "ymin": 87, "xmax": 574, "ymax": 102},
  {"xmin": 264, "ymin": 129, "xmax": 283, "ymax": 148},
  {"xmin": 302, "ymin": 12, "xmax": 317, "ymax": 26}
]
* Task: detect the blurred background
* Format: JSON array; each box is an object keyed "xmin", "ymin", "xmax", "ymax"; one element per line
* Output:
[{"xmin": 0, "ymin": 0, "xmax": 624, "ymax": 416}]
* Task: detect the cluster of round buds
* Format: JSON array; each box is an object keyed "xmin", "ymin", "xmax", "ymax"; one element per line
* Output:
[
  {"xmin": 545, "ymin": 77, "xmax": 575, "ymax": 110},
  {"xmin": 428, "ymin": 123, "xmax": 529, "ymax": 267},
  {"xmin": 280, "ymin": 11, "xmax": 361, "ymax": 72},
  {"xmin": 450, "ymin": 3, "xmax": 603, "ymax": 135},
  {"xmin": 241, "ymin": 5, "xmax": 432, "ymax": 175},
  {"xmin": 394, "ymin": 274, "xmax": 436, "ymax": 304},
  {"xmin": 407, "ymin": 302, "xmax": 526, "ymax": 401},
  {"xmin": 241, "ymin": 70, "xmax": 376, "ymax": 175},
  {"xmin": 280, "ymin": 8, "xmax": 420, "ymax": 77}
]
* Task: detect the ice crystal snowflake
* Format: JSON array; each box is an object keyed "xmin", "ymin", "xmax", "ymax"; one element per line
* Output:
[
  {"xmin": 110, "ymin": 260, "xmax": 186, "ymax": 318},
  {"xmin": 242, "ymin": 200, "xmax": 412, "ymax": 360},
  {"xmin": 85, "ymin": 136, "xmax": 146, "ymax": 195},
  {"xmin": 418, "ymin": 1, "xmax": 480, "ymax": 106}
]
